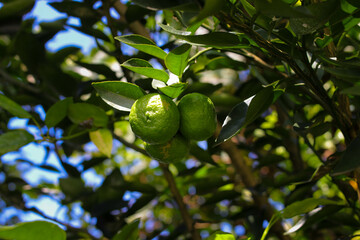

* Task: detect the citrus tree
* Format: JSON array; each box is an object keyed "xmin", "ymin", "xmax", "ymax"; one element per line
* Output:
[{"xmin": 0, "ymin": 0, "xmax": 360, "ymax": 239}]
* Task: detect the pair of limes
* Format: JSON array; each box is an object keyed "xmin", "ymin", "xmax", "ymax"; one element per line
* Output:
[{"xmin": 129, "ymin": 93, "xmax": 217, "ymax": 163}]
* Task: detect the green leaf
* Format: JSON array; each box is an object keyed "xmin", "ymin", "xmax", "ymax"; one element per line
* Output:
[
  {"xmin": 159, "ymin": 24, "xmax": 249, "ymax": 48},
  {"xmin": 324, "ymin": 67, "xmax": 360, "ymax": 82},
  {"xmin": 121, "ymin": 58, "xmax": 169, "ymax": 82},
  {"xmin": 165, "ymin": 44, "xmax": 191, "ymax": 76},
  {"xmin": 282, "ymin": 198, "xmax": 342, "ymax": 219},
  {"xmin": 216, "ymin": 102, "xmax": 248, "ymax": 144},
  {"xmin": 190, "ymin": 0, "xmax": 226, "ymax": 24},
  {"xmin": 207, "ymin": 231, "xmax": 235, "ymax": 240},
  {"xmin": 68, "ymin": 103, "xmax": 108, "ymax": 128},
  {"xmin": 206, "ymin": 56, "xmax": 248, "ymax": 71},
  {"xmin": 158, "ymin": 82, "xmax": 188, "ymax": 98},
  {"xmin": 0, "ymin": 94, "xmax": 32, "ymax": 119},
  {"xmin": 255, "ymin": 0, "xmax": 312, "ymax": 18},
  {"xmin": 341, "ymin": 85, "xmax": 360, "ymax": 96},
  {"xmin": 93, "ymin": 81, "xmax": 145, "ymax": 112},
  {"xmin": 216, "ymin": 87, "xmax": 274, "ymax": 144},
  {"xmin": 240, "ymin": 0, "xmax": 256, "ymax": 17},
  {"xmin": 49, "ymin": 1, "xmax": 98, "ymax": 19},
  {"xmin": 112, "ymin": 219, "xmax": 140, "ymax": 240},
  {"xmin": 0, "ymin": 130, "xmax": 34, "ymax": 155},
  {"xmin": 45, "ymin": 97, "xmax": 73, "ymax": 128},
  {"xmin": 346, "ymin": 0, "xmax": 360, "ymax": 7},
  {"xmin": 244, "ymin": 87, "xmax": 274, "ymax": 126},
  {"xmin": 0, "ymin": 221, "xmax": 66, "ymax": 240},
  {"xmin": 130, "ymin": 0, "xmax": 199, "ymax": 11},
  {"xmin": 115, "ymin": 35, "xmax": 167, "ymax": 59},
  {"xmin": 290, "ymin": 0, "xmax": 339, "ymax": 35},
  {"xmin": 332, "ymin": 136, "xmax": 360, "ymax": 175},
  {"xmin": 0, "ymin": 0, "xmax": 35, "ymax": 20},
  {"xmin": 75, "ymin": 61, "xmax": 117, "ymax": 79},
  {"xmin": 69, "ymin": 25, "xmax": 110, "ymax": 42},
  {"xmin": 59, "ymin": 177, "xmax": 86, "ymax": 199},
  {"xmin": 89, "ymin": 128, "xmax": 113, "ymax": 158}
]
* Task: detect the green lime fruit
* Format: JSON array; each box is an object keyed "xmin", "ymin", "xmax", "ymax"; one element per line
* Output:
[
  {"xmin": 145, "ymin": 134, "xmax": 190, "ymax": 163},
  {"xmin": 178, "ymin": 93, "xmax": 217, "ymax": 141},
  {"xmin": 129, "ymin": 93, "xmax": 180, "ymax": 144}
]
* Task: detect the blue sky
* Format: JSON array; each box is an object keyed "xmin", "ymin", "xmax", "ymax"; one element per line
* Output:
[{"xmin": 26, "ymin": 0, "xmax": 96, "ymax": 53}]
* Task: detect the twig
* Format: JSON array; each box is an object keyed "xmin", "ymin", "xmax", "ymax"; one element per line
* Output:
[
  {"xmin": 113, "ymin": 134, "xmax": 148, "ymax": 156},
  {"xmin": 24, "ymin": 206, "xmax": 104, "ymax": 240},
  {"xmin": 159, "ymin": 163, "xmax": 201, "ymax": 240},
  {"xmin": 216, "ymin": 125, "xmax": 290, "ymax": 240},
  {"xmin": 112, "ymin": 0, "xmax": 151, "ymax": 39},
  {"xmin": 0, "ymin": 68, "xmax": 57, "ymax": 103},
  {"xmin": 113, "ymin": 134, "xmax": 201, "ymax": 239},
  {"xmin": 101, "ymin": 0, "xmax": 132, "ymax": 82}
]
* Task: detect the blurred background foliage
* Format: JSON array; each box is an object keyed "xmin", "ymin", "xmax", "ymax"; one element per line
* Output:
[{"xmin": 0, "ymin": 0, "xmax": 360, "ymax": 239}]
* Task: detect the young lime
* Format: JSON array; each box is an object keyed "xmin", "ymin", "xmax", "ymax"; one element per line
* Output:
[
  {"xmin": 144, "ymin": 134, "xmax": 190, "ymax": 163},
  {"xmin": 178, "ymin": 93, "xmax": 217, "ymax": 141},
  {"xmin": 129, "ymin": 93, "xmax": 180, "ymax": 144}
]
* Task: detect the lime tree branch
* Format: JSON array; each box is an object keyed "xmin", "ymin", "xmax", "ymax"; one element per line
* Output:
[
  {"xmin": 217, "ymin": 125, "xmax": 289, "ymax": 240},
  {"xmin": 113, "ymin": 134, "xmax": 201, "ymax": 239},
  {"xmin": 159, "ymin": 163, "xmax": 201, "ymax": 240}
]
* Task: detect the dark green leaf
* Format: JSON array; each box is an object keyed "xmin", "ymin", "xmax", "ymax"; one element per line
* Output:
[
  {"xmin": 92, "ymin": 81, "xmax": 145, "ymax": 112},
  {"xmin": 125, "ymin": 5, "xmax": 152, "ymax": 23},
  {"xmin": 244, "ymin": 87, "xmax": 274, "ymax": 126},
  {"xmin": 50, "ymin": 46, "xmax": 80, "ymax": 63},
  {"xmin": 69, "ymin": 25, "xmax": 110, "ymax": 42},
  {"xmin": 122, "ymin": 58, "xmax": 169, "ymax": 82},
  {"xmin": 49, "ymin": 2, "xmax": 98, "ymax": 19},
  {"xmin": 68, "ymin": 103, "xmax": 108, "ymax": 128},
  {"xmin": 75, "ymin": 61, "xmax": 117, "ymax": 79},
  {"xmin": 0, "ymin": 130, "xmax": 34, "ymax": 155},
  {"xmin": 0, "ymin": 94, "xmax": 32, "ymax": 118},
  {"xmin": 115, "ymin": 35, "xmax": 167, "ymax": 59},
  {"xmin": 158, "ymin": 82, "xmax": 188, "ymax": 98},
  {"xmin": 282, "ymin": 198, "xmax": 342, "ymax": 219},
  {"xmin": 324, "ymin": 66, "xmax": 360, "ymax": 82},
  {"xmin": 0, "ymin": 0, "xmax": 35, "ymax": 20},
  {"xmin": 332, "ymin": 136, "xmax": 360, "ymax": 175},
  {"xmin": 206, "ymin": 56, "xmax": 247, "ymax": 71},
  {"xmin": 131, "ymin": 0, "xmax": 199, "ymax": 11},
  {"xmin": 82, "ymin": 157, "xmax": 108, "ymax": 171},
  {"xmin": 159, "ymin": 24, "xmax": 249, "ymax": 48},
  {"xmin": 59, "ymin": 177, "xmax": 86, "ymax": 199},
  {"xmin": 216, "ymin": 87, "xmax": 274, "ymax": 144},
  {"xmin": 112, "ymin": 219, "xmax": 140, "ymax": 240},
  {"xmin": 190, "ymin": 0, "xmax": 226, "ymax": 24},
  {"xmin": 0, "ymin": 221, "xmax": 66, "ymax": 240},
  {"xmin": 290, "ymin": 0, "xmax": 339, "ymax": 35},
  {"xmin": 346, "ymin": 0, "xmax": 360, "ymax": 7},
  {"xmin": 45, "ymin": 97, "xmax": 73, "ymax": 128},
  {"xmin": 216, "ymin": 102, "xmax": 248, "ymax": 144},
  {"xmin": 165, "ymin": 44, "xmax": 191, "ymax": 76},
  {"xmin": 341, "ymin": 85, "xmax": 360, "ymax": 96},
  {"xmin": 255, "ymin": 0, "xmax": 312, "ymax": 18}
]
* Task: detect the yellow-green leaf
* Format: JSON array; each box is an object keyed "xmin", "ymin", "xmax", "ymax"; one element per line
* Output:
[{"xmin": 89, "ymin": 128, "xmax": 113, "ymax": 157}]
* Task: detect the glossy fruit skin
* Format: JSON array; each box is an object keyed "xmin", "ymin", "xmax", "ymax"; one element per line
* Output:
[
  {"xmin": 129, "ymin": 93, "xmax": 180, "ymax": 144},
  {"xmin": 144, "ymin": 134, "xmax": 190, "ymax": 163},
  {"xmin": 178, "ymin": 93, "xmax": 217, "ymax": 141}
]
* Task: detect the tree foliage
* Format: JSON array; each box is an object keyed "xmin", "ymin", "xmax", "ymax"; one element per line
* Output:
[{"xmin": 1, "ymin": 0, "xmax": 360, "ymax": 239}]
